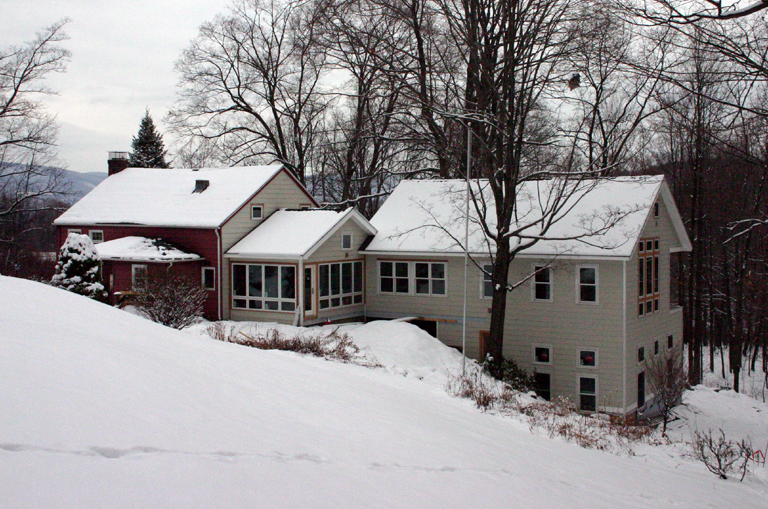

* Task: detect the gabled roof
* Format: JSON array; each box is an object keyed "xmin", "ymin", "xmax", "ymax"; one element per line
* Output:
[
  {"xmin": 226, "ymin": 208, "xmax": 377, "ymax": 259},
  {"xmin": 365, "ymin": 176, "xmax": 691, "ymax": 259},
  {"xmin": 54, "ymin": 164, "xmax": 307, "ymax": 228},
  {"xmin": 96, "ymin": 237, "xmax": 202, "ymax": 262}
]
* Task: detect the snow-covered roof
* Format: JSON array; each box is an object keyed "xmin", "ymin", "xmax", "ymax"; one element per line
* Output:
[
  {"xmin": 365, "ymin": 176, "xmax": 690, "ymax": 259},
  {"xmin": 54, "ymin": 165, "xmax": 295, "ymax": 228},
  {"xmin": 226, "ymin": 208, "xmax": 376, "ymax": 259},
  {"xmin": 96, "ymin": 237, "xmax": 202, "ymax": 262}
]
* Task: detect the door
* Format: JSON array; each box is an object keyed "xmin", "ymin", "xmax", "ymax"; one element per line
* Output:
[{"xmin": 304, "ymin": 266, "xmax": 316, "ymax": 319}]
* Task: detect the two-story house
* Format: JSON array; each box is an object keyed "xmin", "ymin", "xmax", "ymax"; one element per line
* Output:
[{"xmin": 55, "ymin": 162, "xmax": 690, "ymax": 416}]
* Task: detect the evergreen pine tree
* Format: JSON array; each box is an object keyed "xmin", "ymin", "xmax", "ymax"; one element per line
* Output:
[
  {"xmin": 129, "ymin": 110, "xmax": 170, "ymax": 168},
  {"xmin": 51, "ymin": 233, "xmax": 106, "ymax": 300}
]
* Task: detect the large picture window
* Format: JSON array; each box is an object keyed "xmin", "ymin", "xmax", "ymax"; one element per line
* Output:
[
  {"xmin": 232, "ymin": 263, "xmax": 296, "ymax": 312},
  {"xmin": 319, "ymin": 261, "xmax": 363, "ymax": 309},
  {"xmin": 638, "ymin": 238, "xmax": 660, "ymax": 316}
]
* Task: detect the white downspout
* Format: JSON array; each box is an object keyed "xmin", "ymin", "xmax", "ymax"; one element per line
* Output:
[
  {"xmin": 296, "ymin": 256, "xmax": 304, "ymax": 327},
  {"xmin": 216, "ymin": 228, "xmax": 222, "ymax": 320},
  {"xmin": 622, "ymin": 259, "xmax": 627, "ymax": 414}
]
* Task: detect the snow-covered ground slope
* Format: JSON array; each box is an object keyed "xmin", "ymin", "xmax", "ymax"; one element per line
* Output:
[{"xmin": 2, "ymin": 276, "xmax": 767, "ymax": 508}]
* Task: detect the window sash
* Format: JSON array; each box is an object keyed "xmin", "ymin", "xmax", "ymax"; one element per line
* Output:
[
  {"xmin": 578, "ymin": 267, "xmax": 597, "ymax": 303},
  {"xmin": 319, "ymin": 261, "xmax": 364, "ymax": 310},
  {"xmin": 638, "ymin": 238, "xmax": 660, "ymax": 316},
  {"xmin": 533, "ymin": 266, "xmax": 551, "ymax": 301},
  {"xmin": 232, "ymin": 263, "xmax": 296, "ymax": 311}
]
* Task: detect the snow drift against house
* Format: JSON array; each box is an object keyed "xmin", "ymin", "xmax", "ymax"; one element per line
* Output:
[
  {"xmin": 366, "ymin": 176, "xmax": 667, "ymax": 258},
  {"xmin": 54, "ymin": 165, "xmax": 284, "ymax": 228}
]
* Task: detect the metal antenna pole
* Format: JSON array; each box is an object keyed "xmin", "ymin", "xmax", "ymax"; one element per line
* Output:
[{"xmin": 461, "ymin": 121, "xmax": 471, "ymax": 376}]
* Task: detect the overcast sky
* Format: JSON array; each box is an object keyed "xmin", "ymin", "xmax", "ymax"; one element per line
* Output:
[{"xmin": 1, "ymin": 0, "xmax": 232, "ymax": 173}]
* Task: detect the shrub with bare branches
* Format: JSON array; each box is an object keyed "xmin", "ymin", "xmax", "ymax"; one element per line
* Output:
[
  {"xmin": 691, "ymin": 429, "xmax": 753, "ymax": 481},
  {"xmin": 133, "ymin": 273, "xmax": 207, "ymax": 329}
]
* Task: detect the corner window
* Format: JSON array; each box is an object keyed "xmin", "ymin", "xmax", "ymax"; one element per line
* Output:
[
  {"xmin": 415, "ymin": 262, "xmax": 446, "ymax": 295},
  {"xmin": 534, "ymin": 345, "xmax": 552, "ymax": 365},
  {"xmin": 532, "ymin": 265, "xmax": 552, "ymax": 301},
  {"xmin": 482, "ymin": 264, "xmax": 494, "ymax": 298},
  {"xmin": 251, "ymin": 205, "xmax": 264, "ymax": 220},
  {"xmin": 341, "ymin": 232, "xmax": 353, "ymax": 250},
  {"xmin": 577, "ymin": 266, "xmax": 598, "ymax": 303},
  {"xmin": 132, "ymin": 264, "xmax": 148, "ymax": 290},
  {"xmin": 638, "ymin": 238, "xmax": 659, "ymax": 316},
  {"xmin": 232, "ymin": 263, "xmax": 296, "ymax": 312},
  {"xmin": 318, "ymin": 261, "xmax": 363, "ymax": 309},
  {"xmin": 579, "ymin": 376, "xmax": 597, "ymax": 411},
  {"xmin": 202, "ymin": 267, "xmax": 215, "ymax": 290},
  {"xmin": 579, "ymin": 349, "xmax": 597, "ymax": 367},
  {"xmin": 637, "ymin": 346, "xmax": 645, "ymax": 362},
  {"xmin": 89, "ymin": 230, "xmax": 104, "ymax": 244},
  {"xmin": 379, "ymin": 261, "xmax": 409, "ymax": 294}
]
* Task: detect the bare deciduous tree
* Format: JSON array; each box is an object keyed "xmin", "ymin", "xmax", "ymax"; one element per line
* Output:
[{"xmin": 644, "ymin": 345, "xmax": 686, "ymax": 433}]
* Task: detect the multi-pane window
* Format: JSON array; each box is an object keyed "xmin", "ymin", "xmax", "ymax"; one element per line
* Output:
[
  {"xmin": 415, "ymin": 262, "xmax": 446, "ymax": 295},
  {"xmin": 380, "ymin": 261, "xmax": 446, "ymax": 296},
  {"xmin": 579, "ymin": 377, "xmax": 597, "ymax": 411},
  {"xmin": 482, "ymin": 264, "xmax": 494, "ymax": 298},
  {"xmin": 578, "ymin": 266, "xmax": 598, "ymax": 303},
  {"xmin": 379, "ymin": 261, "xmax": 410, "ymax": 293},
  {"xmin": 232, "ymin": 263, "xmax": 296, "ymax": 312},
  {"xmin": 132, "ymin": 264, "xmax": 148, "ymax": 290},
  {"xmin": 638, "ymin": 238, "xmax": 660, "ymax": 316},
  {"xmin": 579, "ymin": 349, "xmax": 596, "ymax": 367},
  {"xmin": 319, "ymin": 261, "xmax": 363, "ymax": 309},
  {"xmin": 89, "ymin": 230, "xmax": 104, "ymax": 244},
  {"xmin": 533, "ymin": 265, "xmax": 552, "ymax": 301}
]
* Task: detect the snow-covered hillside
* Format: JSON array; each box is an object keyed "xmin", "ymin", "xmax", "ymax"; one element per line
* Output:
[{"xmin": 1, "ymin": 276, "xmax": 766, "ymax": 508}]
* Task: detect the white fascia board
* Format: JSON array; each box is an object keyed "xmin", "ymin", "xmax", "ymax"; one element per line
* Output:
[
  {"xmin": 224, "ymin": 253, "xmax": 300, "ymax": 262},
  {"xmin": 659, "ymin": 182, "xmax": 693, "ymax": 252},
  {"xmin": 363, "ymin": 250, "xmax": 629, "ymax": 261}
]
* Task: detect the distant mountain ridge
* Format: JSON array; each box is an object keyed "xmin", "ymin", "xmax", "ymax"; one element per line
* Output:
[{"xmin": 62, "ymin": 169, "xmax": 107, "ymax": 202}]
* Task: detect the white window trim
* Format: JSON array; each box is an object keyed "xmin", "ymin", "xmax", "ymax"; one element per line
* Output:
[
  {"xmin": 575, "ymin": 264, "xmax": 599, "ymax": 305},
  {"xmin": 318, "ymin": 260, "xmax": 364, "ymax": 310},
  {"xmin": 577, "ymin": 347, "xmax": 599, "ymax": 369},
  {"xmin": 530, "ymin": 264, "xmax": 553, "ymax": 302},
  {"xmin": 341, "ymin": 232, "xmax": 353, "ymax": 251},
  {"xmin": 231, "ymin": 263, "xmax": 297, "ymax": 313},
  {"xmin": 202, "ymin": 267, "xmax": 216, "ymax": 291},
  {"xmin": 378, "ymin": 260, "xmax": 447, "ymax": 297},
  {"xmin": 480, "ymin": 263, "xmax": 493, "ymax": 300},
  {"xmin": 413, "ymin": 261, "xmax": 447, "ymax": 297},
  {"xmin": 251, "ymin": 204, "xmax": 264, "ymax": 220},
  {"xmin": 132, "ymin": 264, "xmax": 148, "ymax": 290},
  {"xmin": 532, "ymin": 344, "xmax": 553, "ymax": 366},
  {"xmin": 89, "ymin": 230, "xmax": 104, "ymax": 244},
  {"xmin": 578, "ymin": 375, "xmax": 599, "ymax": 411}
]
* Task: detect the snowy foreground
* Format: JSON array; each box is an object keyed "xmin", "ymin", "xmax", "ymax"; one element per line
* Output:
[{"xmin": 2, "ymin": 277, "xmax": 767, "ymax": 508}]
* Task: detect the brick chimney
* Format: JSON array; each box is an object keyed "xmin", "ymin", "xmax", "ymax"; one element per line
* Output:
[{"xmin": 108, "ymin": 151, "xmax": 130, "ymax": 176}]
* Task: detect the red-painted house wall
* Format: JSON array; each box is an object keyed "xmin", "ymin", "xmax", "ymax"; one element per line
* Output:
[{"xmin": 57, "ymin": 225, "xmax": 220, "ymax": 319}]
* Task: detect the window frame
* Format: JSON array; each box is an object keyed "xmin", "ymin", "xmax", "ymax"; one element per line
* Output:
[
  {"xmin": 480, "ymin": 264, "xmax": 494, "ymax": 299},
  {"xmin": 667, "ymin": 334, "xmax": 674, "ymax": 349},
  {"xmin": 531, "ymin": 264, "xmax": 553, "ymax": 302},
  {"xmin": 378, "ymin": 260, "xmax": 447, "ymax": 297},
  {"xmin": 202, "ymin": 267, "xmax": 216, "ymax": 291},
  {"xmin": 131, "ymin": 264, "xmax": 148, "ymax": 290},
  {"xmin": 89, "ymin": 230, "xmax": 104, "ymax": 244},
  {"xmin": 533, "ymin": 344, "xmax": 553, "ymax": 365},
  {"xmin": 341, "ymin": 232, "xmax": 353, "ymax": 251},
  {"xmin": 637, "ymin": 346, "xmax": 645, "ymax": 363},
  {"xmin": 250, "ymin": 204, "xmax": 264, "ymax": 221},
  {"xmin": 68, "ymin": 228, "xmax": 82, "ymax": 235},
  {"xmin": 318, "ymin": 260, "xmax": 364, "ymax": 310},
  {"xmin": 578, "ymin": 375, "xmax": 598, "ymax": 412},
  {"xmin": 637, "ymin": 371, "xmax": 646, "ymax": 408},
  {"xmin": 577, "ymin": 348, "xmax": 598, "ymax": 369},
  {"xmin": 638, "ymin": 237, "xmax": 660, "ymax": 316},
  {"xmin": 231, "ymin": 263, "xmax": 297, "ymax": 312},
  {"xmin": 576, "ymin": 265, "xmax": 599, "ymax": 304}
]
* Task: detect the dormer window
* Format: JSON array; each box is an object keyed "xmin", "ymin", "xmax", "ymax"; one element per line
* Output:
[
  {"xmin": 193, "ymin": 180, "xmax": 209, "ymax": 193},
  {"xmin": 251, "ymin": 205, "xmax": 264, "ymax": 220}
]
